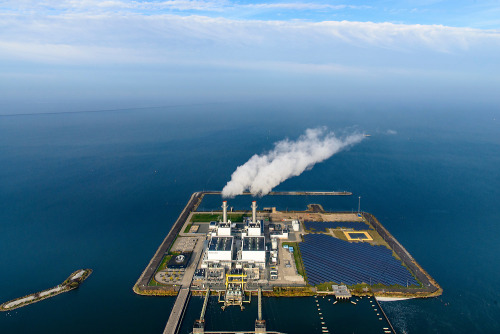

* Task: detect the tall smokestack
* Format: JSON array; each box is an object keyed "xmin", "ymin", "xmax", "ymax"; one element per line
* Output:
[
  {"xmin": 252, "ymin": 201, "xmax": 257, "ymax": 224},
  {"xmin": 222, "ymin": 201, "xmax": 228, "ymax": 223}
]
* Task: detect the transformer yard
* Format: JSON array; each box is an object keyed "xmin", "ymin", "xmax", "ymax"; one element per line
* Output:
[{"xmin": 133, "ymin": 191, "xmax": 441, "ymax": 334}]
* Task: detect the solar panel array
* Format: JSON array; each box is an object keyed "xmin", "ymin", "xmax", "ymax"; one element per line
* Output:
[
  {"xmin": 304, "ymin": 221, "xmax": 370, "ymax": 232},
  {"xmin": 299, "ymin": 234, "xmax": 418, "ymax": 287}
]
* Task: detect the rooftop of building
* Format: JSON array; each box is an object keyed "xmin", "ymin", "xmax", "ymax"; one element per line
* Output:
[
  {"xmin": 208, "ymin": 236, "xmax": 233, "ymax": 251},
  {"xmin": 242, "ymin": 236, "xmax": 265, "ymax": 251}
]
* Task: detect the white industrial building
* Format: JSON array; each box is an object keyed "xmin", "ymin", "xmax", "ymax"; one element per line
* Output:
[
  {"xmin": 270, "ymin": 229, "xmax": 289, "ymax": 239},
  {"xmin": 240, "ymin": 236, "xmax": 266, "ymax": 266},
  {"xmin": 205, "ymin": 236, "xmax": 234, "ymax": 267}
]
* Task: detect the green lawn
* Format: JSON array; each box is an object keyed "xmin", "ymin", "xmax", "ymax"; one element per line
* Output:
[{"xmin": 157, "ymin": 254, "xmax": 172, "ymax": 272}]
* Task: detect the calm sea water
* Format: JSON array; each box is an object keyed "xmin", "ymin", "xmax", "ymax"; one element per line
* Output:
[{"xmin": 0, "ymin": 101, "xmax": 499, "ymax": 333}]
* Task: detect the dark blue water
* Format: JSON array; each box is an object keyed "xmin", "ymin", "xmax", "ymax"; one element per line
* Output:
[
  {"xmin": 178, "ymin": 295, "xmax": 390, "ymax": 334},
  {"xmin": 1, "ymin": 101, "xmax": 499, "ymax": 333}
]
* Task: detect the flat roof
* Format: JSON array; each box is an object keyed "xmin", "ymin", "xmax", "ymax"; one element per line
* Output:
[
  {"xmin": 242, "ymin": 236, "xmax": 265, "ymax": 251},
  {"xmin": 208, "ymin": 236, "xmax": 233, "ymax": 251}
]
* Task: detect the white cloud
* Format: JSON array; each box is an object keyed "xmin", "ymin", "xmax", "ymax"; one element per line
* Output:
[
  {"xmin": 5, "ymin": 14, "xmax": 500, "ymax": 53},
  {"xmin": 243, "ymin": 3, "xmax": 370, "ymax": 11},
  {"xmin": 0, "ymin": 1, "xmax": 367, "ymax": 13},
  {"xmin": 0, "ymin": 7, "xmax": 499, "ymax": 79}
]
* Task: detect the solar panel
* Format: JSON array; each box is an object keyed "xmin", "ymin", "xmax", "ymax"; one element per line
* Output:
[{"xmin": 299, "ymin": 234, "xmax": 418, "ymax": 287}]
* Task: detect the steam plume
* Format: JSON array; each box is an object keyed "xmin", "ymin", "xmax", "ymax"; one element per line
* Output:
[{"xmin": 222, "ymin": 127, "xmax": 364, "ymax": 197}]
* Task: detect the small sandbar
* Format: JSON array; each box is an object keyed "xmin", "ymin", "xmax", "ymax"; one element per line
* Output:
[
  {"xmin": 4, "ymin": 295, "xmax": 35, "ymax": 309},
  {"xmin": 39, "ymin": 286, "xmax": 63, "ymax": 297},
  {"xmin": 1, "ymin": 269, "xmax": 92, "ymax": 311},
  {"xmin": 72, "ymin": 270, "xmax": 85, "ymax": 280}
]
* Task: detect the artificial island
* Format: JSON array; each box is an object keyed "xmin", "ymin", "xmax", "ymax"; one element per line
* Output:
[
  {"xmin": 1, "ymin": 269, "xmax": 92, "ymax": 312},
  {"xmin": 133, "ymin": 191, "xmax": 441, "ymax": 334}
]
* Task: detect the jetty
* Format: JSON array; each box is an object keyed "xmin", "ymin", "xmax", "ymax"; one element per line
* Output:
[
  {"xmin": 163, "ymin": 288, "xmax": 191, "ymax": 334},
  {"xmin": 200, "ymin": 191, "xmax": 352, "ymax": 196},
  {"xmin": 0, "ymin": 269, "xmax": 92, "ymax": 312}
]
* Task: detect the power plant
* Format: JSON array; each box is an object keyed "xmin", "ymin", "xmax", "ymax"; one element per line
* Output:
[
  {"xmin": 133, "ymin": 191, "xmax": 440, "ymax": 334},
  {"xmin": 202, "ymin": 201, "xmax": 267, "ymax": 270}
]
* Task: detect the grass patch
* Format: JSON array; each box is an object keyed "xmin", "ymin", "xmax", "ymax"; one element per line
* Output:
[
  {"xmin": 282, "ymin": 242, "xmax": 307, "ymax": 281},
  {"xmin": 148, "ymin": 278, "xmax": 161, "ymax": 286},
  {"xmin": 190, "ymin": 213, "xmax": 245, "ymax": 222},
  {"xmin": 157, "ymin": 254, "xmax": 173, "ymax": 272},
  {"xmin": 316, "ymin": 282, "xmax": 334, "ymax": 291},
  {"xmin": 183, "ymin": 224, "xmax": 192, "ymax": 233}
]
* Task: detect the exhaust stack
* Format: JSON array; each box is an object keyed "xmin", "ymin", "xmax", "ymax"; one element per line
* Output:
[
  {"xmin": 252, "ymin": 201, "xmax": 257, "ymax": 224},
  {"xmin": 222, "ymin": 201, "xmax": 228, "ymax": 223}
]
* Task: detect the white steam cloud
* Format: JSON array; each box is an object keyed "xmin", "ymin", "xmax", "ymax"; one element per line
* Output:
[{"xmin": 222, "ymin": 127, "xmax": 365, "ymax": 197}]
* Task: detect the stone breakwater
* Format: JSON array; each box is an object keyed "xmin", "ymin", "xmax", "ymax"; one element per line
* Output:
[{"xmin": 0, "ymin": 269, "xmax": 92, "ymax": 312}]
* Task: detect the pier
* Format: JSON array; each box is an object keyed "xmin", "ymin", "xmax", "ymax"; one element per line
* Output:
[
  {"xmin": 193, "ymin": 289, "xmax": 210, "ymax": 333},
  {"xmin": 163, "ymin": 288, "xmax": 191, "ymax": 334},
  {"xmin": 255, "ymin": 288, "xmax": 266, "ymax": 333}
]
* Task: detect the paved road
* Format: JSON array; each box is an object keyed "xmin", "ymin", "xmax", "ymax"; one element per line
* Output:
[{"xmin": 134, "ymin": 192, "xmax": 204, "ymax": 293}]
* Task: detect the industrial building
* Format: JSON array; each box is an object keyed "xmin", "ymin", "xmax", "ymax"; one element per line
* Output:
[
  {"xmin": 205, "ymin": 236, "xmax": 233, "ymax": 267},
  {"xmin": 241, "ymin": 236, "xmax": 266, "ymax": 266},
  {"xmin": 202, "ymin": 200, "xmax": 270, "ymax": 271}
]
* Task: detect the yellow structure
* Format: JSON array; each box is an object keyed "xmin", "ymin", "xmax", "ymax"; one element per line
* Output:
[
  {"xmin": 225, "ymin": 273, "xmax": 247, "ymax": 288},
  {"xmin": 344, "ymin": 231, "xmax": 373, "ymax": 241}
]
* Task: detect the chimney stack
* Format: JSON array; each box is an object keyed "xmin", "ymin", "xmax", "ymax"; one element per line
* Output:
[
  {"xmin": 252, "ymin": 201, "xmax": 257, "ymax": 224},
  {"xmin": 222, "ymin": 201, "xmax": 228, "ymax": 223}
]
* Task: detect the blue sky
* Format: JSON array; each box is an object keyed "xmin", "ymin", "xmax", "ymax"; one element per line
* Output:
[{"xmin": 1, "ymin": 1, "xmax": 500, "ymax": 114}]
